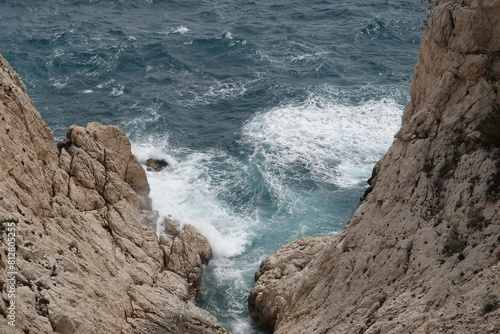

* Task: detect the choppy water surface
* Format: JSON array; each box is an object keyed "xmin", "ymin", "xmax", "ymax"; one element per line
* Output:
[{"xmin": 0, "ymin": 0, "xmax": 428, "ymax": 332}]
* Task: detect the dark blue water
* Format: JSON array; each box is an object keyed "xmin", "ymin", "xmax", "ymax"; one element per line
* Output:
[{"xmin": 0, "ymin": 0, "xmax": 428, "ymax": 332}]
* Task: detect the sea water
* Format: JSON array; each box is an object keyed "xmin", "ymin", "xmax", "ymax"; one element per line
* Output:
[{"xmin": 0, "ymin": 0, "xmax": 429, "ymax": 332}]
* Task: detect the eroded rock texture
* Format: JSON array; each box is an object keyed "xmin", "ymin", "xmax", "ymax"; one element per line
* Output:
[
  {"xmin": 249, "ymin": 1, "xmax": 500, "ymax": 333},
  {"xmin": 0, "ymin": 54, "xmax": 228, "ymax": 334}
]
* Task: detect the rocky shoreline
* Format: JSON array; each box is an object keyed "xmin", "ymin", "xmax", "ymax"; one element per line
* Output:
[
  {"xmin": 0, "ymin": 54, "xmax": 228, "ymax": 333},
  {"xmin": 248, "ymin": 1, "xmax": 500, "ymax": 333},
  {"xmin": 2, "ymin": 0, "xmax": 500, "ymax": 333}
]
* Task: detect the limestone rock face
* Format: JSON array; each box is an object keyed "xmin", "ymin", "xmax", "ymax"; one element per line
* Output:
[
  {"xmin": 0, "ymin": 55, "xmax": 228, "ymax": 333},
  {"xmin": 249, "ymin": 1, "xmax": 500, "ymax": 333},
  {"xmin": 161, "ymin": 218, "xmax": 213, "ymax": 300},
  {"xmin": 248, "ymin": 236, "xmax": 332, "ymax": 332}
]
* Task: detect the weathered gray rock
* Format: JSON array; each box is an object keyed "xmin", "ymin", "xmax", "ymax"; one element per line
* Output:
[
  {"xmin": 167, "ymin": 224, "xmax": 213, "ymax": 300},
  {"xmin": 0, "ymin": 55, "xmax": 228, "ymax": 333},
  {"xmin": 160, "ymin": 217, "xmax": 213, "ymax": 300},
  {"xmin": 249, "ymin": 1, "xmax": 500, "ymax": 333},
  {"xmin": 248, "ymin": 236, "xmax": 332, "ymax": 332},
  {"xmin": 146, "ymin": 158, "xmax": 169, "ymax": 172}
]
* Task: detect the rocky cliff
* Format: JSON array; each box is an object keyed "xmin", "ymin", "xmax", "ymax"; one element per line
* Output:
[
  {"xmin": 0, "ymin": 55, "xmax": 229, "ymax": 333},
  {"xmin": 249, "ymin": 1, "xmax": 500, "ymax": 333}
]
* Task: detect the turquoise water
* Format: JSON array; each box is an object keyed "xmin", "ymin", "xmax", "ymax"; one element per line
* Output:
[{"xmin": 0, "ymin": 0, "xmax": 428, "ymax": 332}]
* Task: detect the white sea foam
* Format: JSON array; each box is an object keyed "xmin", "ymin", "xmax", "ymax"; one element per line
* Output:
[
  {"xmin": 290, "ymin": 51, "xmax": 329, "ymax": 63},
  {"xmin": 231, "ymin": 320, "xmax": 262, "ymax": 334},
  {"xmin": 222, "ymin": 32, "xmax": 247, "ymax": 46},
  {"xmin": 96, "ymin": 79, "xmax": 114, "ymax": 89},
  {"xmin": 50, "ymin": 80, "xmax": 67, "ymax": 89},
  {"xmin": 53, "ymin": 48, "xmax": 65, "ymax": 58},
  {"xmin": 121, "ymin": 102, "xmax": 165, "ymax": 135},
  {"xmin": 131, "ymin": 140, "xmax": 255, "ymax": 258},
  {"xmin": 204, "ymin": 81, "xmax": 248, "ymax": 102},
  {"xmin": 82, "ymin": 89, "xmax": 94, "ymax": 94},
  {"xmin": 180, "ymin": 79, "xmax": 252, "ymax": 107},
  {"xmin": 242, "ymin": 94, "xmax": 403, "ymax": 189},
  {"xmin": 173, "ymin": 25, "xmax": 189, "ymax": 34},
  {"xmin": 109, "ymin": 84, "xmax": 124, "ymax": 97},
  {"xmin": 182, "ymin": 74, "xmax": 264, "ymax": 107}
]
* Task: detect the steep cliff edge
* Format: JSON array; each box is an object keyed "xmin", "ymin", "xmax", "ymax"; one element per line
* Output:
[
  {"xmin": 0, "ymin": 55, "xmax": 229, "ymax": 333},
  {"xmin": 249, "ymin": 1, "xmax": 500, "ymax": 333}
]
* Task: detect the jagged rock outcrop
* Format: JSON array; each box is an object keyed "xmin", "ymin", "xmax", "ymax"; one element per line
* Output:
[
  {"xmin": 160, "ymin": 218, "xmax": 213, "ymax": 300},
  {"xmin": 0, "ymin": 54, "xmax": 229, "ymax": 333},
  {"xmin": 249, "ymin": 1, "xmax": 500, "ymax": 333}
]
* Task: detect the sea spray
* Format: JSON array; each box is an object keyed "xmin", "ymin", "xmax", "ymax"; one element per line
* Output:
[
  {"xmin": 131, "ymin": 141, "xmax": 256, "ymax": 258},
  {"xmin": 241, "ymin": 94, "xmax": 403, "ymax": 189}
]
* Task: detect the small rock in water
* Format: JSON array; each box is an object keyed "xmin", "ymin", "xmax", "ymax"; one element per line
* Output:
[{"xmin": 146, "ymin": 158, "xmax": 168, "ymax": 171}]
